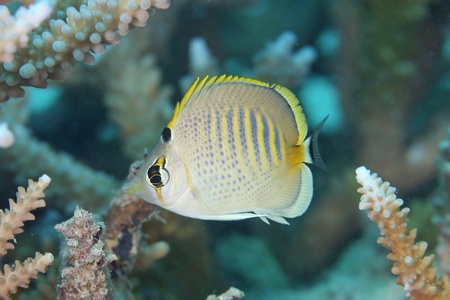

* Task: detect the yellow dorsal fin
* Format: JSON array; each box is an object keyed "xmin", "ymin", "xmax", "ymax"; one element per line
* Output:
[
  {"xmin": 167, "ymin": 76, "xmax": 208, "ymax": 129},
  {"xmin": 166, "ymin": 75, "xmax": 307, "ymax": 145}
]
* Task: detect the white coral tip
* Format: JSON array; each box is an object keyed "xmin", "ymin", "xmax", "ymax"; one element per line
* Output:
[
  {"xmin": 355, "ymin": 166, "xmax": 371, "ymax": 182},
  {"xmin": 0, "ymin": 122, "xmax": 15, "ymax": 148},
  {"xmin": 40, "ymin": 174, "xmax": 52, "ymax": 184}
]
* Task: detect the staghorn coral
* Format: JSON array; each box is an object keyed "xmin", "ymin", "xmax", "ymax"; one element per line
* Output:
[
  {"xmin": 0, "ymin": 0, "xmax": 170, "ymax": 101},
  {"xmin": 55, "ymin": 206, "xmax": 117, "ymax": 299},
  {"xmin": 0, "ymin": 252, "xmax": 54, "ymax": 299},
  {"xmin": 0, "ymin": 1, "xmax": 52, "ymax": 63},
  {"xmin": 0, "ymin": 174, "xmax": 54, "ymax": 299},
  {"xmin": 356, "ymin": 166, "xmax": 450, "ymax": 299}
]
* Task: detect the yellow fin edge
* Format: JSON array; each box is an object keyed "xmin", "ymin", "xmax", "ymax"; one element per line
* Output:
[{"xmin": 271, "ymin": 84, "xmax": 308, "ymax": 145}]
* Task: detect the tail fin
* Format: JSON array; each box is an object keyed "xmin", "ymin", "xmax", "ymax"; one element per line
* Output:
[{"xmin": 307, "ymin": 115, "xmax": 329, "ymax": 171}]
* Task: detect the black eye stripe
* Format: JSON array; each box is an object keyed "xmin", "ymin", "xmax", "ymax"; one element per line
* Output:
[
  {"xmin": 147, "ymin": 166, "xmax": 160, "ymax": 178},
  {"xmin": 146, "ymin": 157, "xmax": 170, "ymax": 188},
  {"xmin": 161, "ymin": 127, "xmax": 171, "ymax": 143}
]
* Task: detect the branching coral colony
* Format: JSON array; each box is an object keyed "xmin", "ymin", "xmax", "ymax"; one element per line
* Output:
[
  {"xmin": 0, "ymin": 175, "xmax": 54, "ymax": 300},
  {"xmin": 0, "ymin": 0, "xmax": 170, "ymax": 101},
  {"xmin": 356, "ymin": 166, "xmax": 450, "ymax": 300}
]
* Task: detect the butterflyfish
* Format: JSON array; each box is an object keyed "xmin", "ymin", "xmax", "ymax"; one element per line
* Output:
[{"xmin": 123, "ymin": 75, "xmax": 327, "ymax": 224}]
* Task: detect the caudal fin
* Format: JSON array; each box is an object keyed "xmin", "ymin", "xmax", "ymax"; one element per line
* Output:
[{"xmin": 307, "ymin": 115, "xmax": 329, "ymax": 171}]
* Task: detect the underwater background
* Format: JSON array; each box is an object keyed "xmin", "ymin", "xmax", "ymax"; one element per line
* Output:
[{"xmin": 1, "ymin": 0, "xmax": 450, "ymax": 299}]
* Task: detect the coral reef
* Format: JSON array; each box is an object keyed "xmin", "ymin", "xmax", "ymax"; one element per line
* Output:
[
  {"xmin": 2, "ymin": 0, "xmax": 450, "ymax": 299},
  {"xmin": 0, "ymin": 175, "xmax": 54, "ymax": 299},
  {"xmin": 356, "ymin": 166, "xmax": 450, "ymax": 299}
]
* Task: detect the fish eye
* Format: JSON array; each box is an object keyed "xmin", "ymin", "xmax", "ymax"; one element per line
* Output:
[
  {"xmin": 149, "ymin": 174, "xmax": 162, "ymax": 184},
  {"xmin": 161, "ymin": 127, "xmax": 172, "ymax": 143},
  {"xmin": 146, "ymin": 165, "xmax": 170, "ymax": 188}
]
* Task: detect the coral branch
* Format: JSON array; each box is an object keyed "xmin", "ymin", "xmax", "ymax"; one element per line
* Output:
[
  {"xmin": 0, "ymin": 175, "xmax": 54, "ymax": 299},
  {"xmin": 55, "ymin": 206, "xmax": 116, "ymax": 299},
  {"xmin": 0, "ymin": 1, "xmax": 52, "ymax": 62},
  {"xmin": 356, "ymin": 166, "xmax": 450, "ymax": 299},
  {"xmin": 0, "ymin": 174, "xmax": 50, "ymax": 256},
  {"xmin": 0, "ymin": 252, "xmax": 54, "ymax": 298},
  {"xmin": 0, "ymin": 0, "xmax": 170, "ymax": 101}
]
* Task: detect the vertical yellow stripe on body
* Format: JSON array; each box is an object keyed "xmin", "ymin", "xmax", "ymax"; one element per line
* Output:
[
  {"xmin": 255, "ymin": 111, "xmax": 270, "ymax": 171},
  {"xmin": 266, "ymin": 114, "xmax": 279, "ymax": 165},
  {"xmin": 244, "ymin": 108, "xmax": 259, "ymax": 172},
  {"xmin": 279, "ymin": 127, "xmax": 287, "ymax": 164}
]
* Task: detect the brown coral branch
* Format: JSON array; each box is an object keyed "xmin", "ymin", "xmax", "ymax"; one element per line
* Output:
[
  {"xmin": 103, "ymin": 158, "xmax": 156, "ymax": 278},
  {"xmin": 55, "ymin": 206, "xmax": 116, "ymax": 300},
  {"xmin": 356, "ymin": 166, "xmax": 450, "ymax": 299}
]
